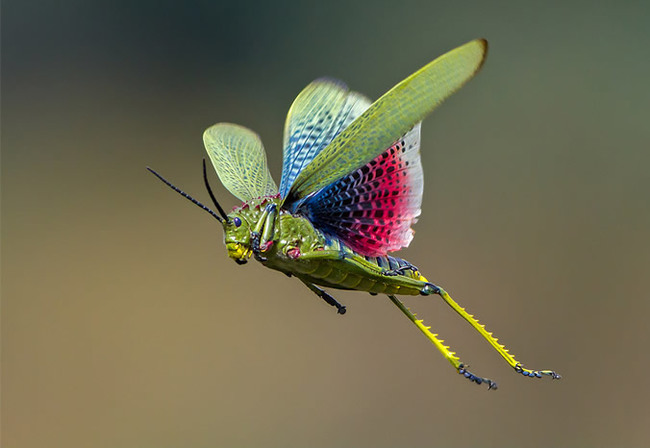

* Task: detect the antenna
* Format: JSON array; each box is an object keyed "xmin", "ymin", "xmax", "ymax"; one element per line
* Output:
[
  {"xmin": 147, "ymin": 167, "xmax": 224, "ymax": 223},
  {"xmin": 202, "ymin": 159, "xmax": 229, "ymax": 221}
]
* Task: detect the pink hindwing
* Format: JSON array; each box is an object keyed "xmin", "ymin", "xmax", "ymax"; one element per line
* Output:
[{"xmin": 298, "ymin": 124, "xmax": 423, "ymax": 256}]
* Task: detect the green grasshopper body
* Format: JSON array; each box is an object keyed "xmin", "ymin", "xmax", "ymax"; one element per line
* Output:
[
  {"xmin": 150, "ymin": 39, "xmax": 560, "ymax": 388},
  {"xmin": 226, "ymin": 197, "xmax": 432, "ymax": 297}
]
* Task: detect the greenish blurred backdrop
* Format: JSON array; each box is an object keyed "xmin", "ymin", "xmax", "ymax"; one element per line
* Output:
[{"xmin": 3, "ymin": 1, "xmax": 649, "ymax": 447}]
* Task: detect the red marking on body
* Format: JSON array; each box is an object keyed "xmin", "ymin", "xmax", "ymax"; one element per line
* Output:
[{"xmin": 287, "ymin": 247, "xmax": 301, "ymax": 259}]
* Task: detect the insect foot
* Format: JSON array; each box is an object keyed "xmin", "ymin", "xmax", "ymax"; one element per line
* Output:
[
  {"xmin": 458, "ymin": 364, "xmax": 497, "ymax": 390},
  {"xmin": 514, "ymin": 363, "xmax": 562, "ymax": 380},
  {"xmin": 250, "ymin": 231, "xmax": 268, "ymax": 262},
  {"xmin": 320, "ymin": 289, "xmax": 347, "ymax": 315}
]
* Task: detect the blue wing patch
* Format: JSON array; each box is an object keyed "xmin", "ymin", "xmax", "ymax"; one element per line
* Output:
[{"xmin": 278, "ymin": 78, "xmax": 371, "ymax": 199}]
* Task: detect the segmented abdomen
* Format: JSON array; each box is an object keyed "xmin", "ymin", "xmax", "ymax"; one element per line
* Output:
[{"xmin": 298, "ymin": 237, "xmax": 428, "ymax": 295}]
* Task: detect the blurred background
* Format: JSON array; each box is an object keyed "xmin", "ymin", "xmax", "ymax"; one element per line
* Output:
[{"xmin": 3, "ymin": 1, "xmax": 649, "ymax": 447}]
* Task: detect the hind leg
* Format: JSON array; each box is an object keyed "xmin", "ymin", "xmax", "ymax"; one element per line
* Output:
[
  {"xmin": 419, "ymin": 282, "xmax": 560, "ymax": 381},
  {"xmin": 387, "ymin": 294, "xmax": 496, "ymax": 389}
]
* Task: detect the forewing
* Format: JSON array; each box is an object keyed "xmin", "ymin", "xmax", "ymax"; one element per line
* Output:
[
  {"xmin": 279, "ymin": 79, "xmax": 371, "ymax": 199},
  {"xmin": 203, "ymin": 123, "xmax": 278, "ymax": 202},
  {"xmin": 298, "ymin": 124, "xmax": 423, "ymax": 256},
  {"xmin": 286, "ymin": 39, "xmax": 487, "ymax": 202}
]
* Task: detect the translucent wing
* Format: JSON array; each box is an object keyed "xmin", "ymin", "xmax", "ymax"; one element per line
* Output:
[
  {"xmin": 286, "ymin": 39, "xmax": 487, "ymax": 203},
  {"xmin": 298, "ymin": 124, "xmax": 423, "ymax": 256},
  {"xmin": 279, "ymin": 79, "xmax": 371, "ymax": 199},
  {"xmin": 203, "ymin": 123, "xmax": 278, "ymax": 202}
]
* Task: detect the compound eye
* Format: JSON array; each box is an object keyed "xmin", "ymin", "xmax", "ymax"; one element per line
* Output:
[{"xmin": 233, "ymin": 217, "xmax": 242, "ymax": 227}]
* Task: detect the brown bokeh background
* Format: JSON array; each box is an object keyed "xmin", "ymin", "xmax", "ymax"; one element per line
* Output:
[{"xmin": 3, "ymin": 1, "xmax": 649, "ymax": 447}]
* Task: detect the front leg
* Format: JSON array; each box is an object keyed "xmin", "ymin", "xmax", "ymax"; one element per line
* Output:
[{"xmin": 250, "ymin": 203, "xmax": 278, "ymax": 262}]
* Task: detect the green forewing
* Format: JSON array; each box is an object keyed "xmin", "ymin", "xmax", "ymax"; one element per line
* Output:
[
  {"xmin": 286, "ymin": 39, "xmax": 487, "ymax": 202},
  {"xmin": 203, "ymin": 123, "xmax": 278, "ymax": 202}
]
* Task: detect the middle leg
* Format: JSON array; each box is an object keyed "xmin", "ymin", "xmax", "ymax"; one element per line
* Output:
[{"xmin": 300, "ymin": 279, "xmax": 347, "ymax": 315}]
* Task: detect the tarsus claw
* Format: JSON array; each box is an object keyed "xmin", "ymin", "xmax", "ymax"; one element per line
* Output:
[{"xmin": 458, "ymin": 364, "xmax": 496, "ymax": 390}]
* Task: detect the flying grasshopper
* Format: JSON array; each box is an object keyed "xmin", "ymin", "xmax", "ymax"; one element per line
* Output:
[{"xmin": 149, "ymin": 39, "xmax": 560, "ymax": 389}]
